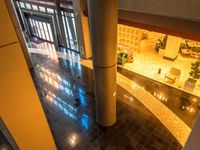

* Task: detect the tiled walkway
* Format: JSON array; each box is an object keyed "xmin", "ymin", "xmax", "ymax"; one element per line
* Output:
[
  {"xmin": 30, "ymin": 52, "xmax": 182, "ymax": 150},
  {"xmin": 117, "ymin": 73, "xmax": 190, "ymax": 146}
]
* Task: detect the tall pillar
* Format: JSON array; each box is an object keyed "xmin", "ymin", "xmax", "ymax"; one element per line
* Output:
[
  {"xmin": 87, "ymin": 0, "xmax": 118, "ymax": 126},
  {"xmin": 183, "ymin": 114, "xmax": 200, "ymax": 150}
]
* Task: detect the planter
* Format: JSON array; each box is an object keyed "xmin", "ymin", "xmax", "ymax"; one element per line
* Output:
[{"xmin": 183, "ymin": 78, "xmax": 197, "ymax": 92}]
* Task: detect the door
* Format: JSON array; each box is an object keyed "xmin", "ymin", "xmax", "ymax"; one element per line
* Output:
[{"xmin": 28, "ymin": 17, "xmax": 54, "ymax": 43}]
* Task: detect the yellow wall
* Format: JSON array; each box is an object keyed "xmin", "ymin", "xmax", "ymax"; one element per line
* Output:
[
  {"xmin": 0, "ymin": 1, "xmax": 56, "ymax": 149},
  {"xmin": 117, "ymin": 24, "xmax": 142, "ymax": 52}
]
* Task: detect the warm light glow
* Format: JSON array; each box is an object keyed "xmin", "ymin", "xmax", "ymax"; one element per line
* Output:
[
  {"xmin": 192, "ymin": 98, "xmax": 197, "ymax": 103},
  {"xmin": 131, "ymin": 83, "xmax": 137, "ymax": 89},
  {"xmin": 45, "ymin": 91, "xmax": 77, "ymax": 120},
  {"xmin": 38, "ymin": 67, "xmax": 73, "ymax": 96},
  {"xmin": 188, "ymin": 107, "xmax": 195, "ymax": 113},
  {"xmin": 153, "ymin": 92, "xmax": 168, "ymax": 102},
  {"xmin": 68, "ymin": 133, "xmax": 79, "ymax": 147},
  {"xmin": 124, "ymin": 94, "xmax": 134, "ymax": 102}
]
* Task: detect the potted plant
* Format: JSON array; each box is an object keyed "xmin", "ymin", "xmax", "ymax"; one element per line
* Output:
[
  {"xmin": 189, "ymin": 60, "xmax": 200, "ymax": 83},
  {"xmin": 155, "ymin": 35, "xmax": 168, "ymax": 52},
  {"xmin": 184, "ymin": 60, "xmax": 200, "ymax": 91}
]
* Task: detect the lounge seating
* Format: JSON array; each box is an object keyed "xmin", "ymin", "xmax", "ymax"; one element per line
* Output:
[
  {"xmin": 117, "ymin": 51, "xmax": 128, "ymax": 65},
  {"xmin": 117, "ymin": 44, "xmax": 133, "ymax": 63},
  {"xmin": 164, "ymin": 67, "xmax": 181, "ymax": 83}
]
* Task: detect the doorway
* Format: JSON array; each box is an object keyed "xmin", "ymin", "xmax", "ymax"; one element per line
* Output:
[{"xmin": 27, "ymin": 16, "xmax": 55, "ymax": 44}]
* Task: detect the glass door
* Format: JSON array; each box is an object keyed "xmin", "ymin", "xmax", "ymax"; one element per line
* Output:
[
  {"xmin": 61, "ymin": 11, "xmax": 79, "ymax": 52},
  {"xmin": 28, "ymin": 17, "xmax": 54, "ymax": 43}
]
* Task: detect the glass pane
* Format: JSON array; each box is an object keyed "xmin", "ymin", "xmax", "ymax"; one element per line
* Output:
[
  {"xmin": 72, "ymin": 17, "xmax": 77, "ymax": 41},
  {"xmin": 43, "ymin": 22, "xmax": 50, "ymax": 41},
  {"xmin": 16, "ymin": 1, "xmax": 19, "ymax": 7},
  {"xmin": 39, "ymin": 21, "xmax": 46, "ymax": 40},
  {"xmin": 35, "ymin": 21, "xmax": 41, "ymax": 38},
  {"xmin": 19, "ymin": 2, "xmax": 25, "ymax": 8},
  {"xmin": 47, "ymin": 23, "xmax": 53, "ymax": 42},
  {"xmin": 47, "ymin": 8, "xmax": 54, "ymax": 14},
  {"xmin": 39, "ymin": 6, "xmax": 46, "ymax": 12},
  {"xmin": 30, "ymin": 19, "xmax": 35, "ymax": 35},
  {"xmin": 62, "ymin": 15, "xmax": 69, "ymax": 48},
  {"xmin": 65, "ymin": 17, "xmax": 73, "ymax": 40},
  {"xmin": 70, "ymin": 13, "xmax": 75, "ymax": 17},
  {"xmin": 65, "ymin": 16, "xmax": 75, "ymax": 49},
  {"xmin": 29, "ymin": 19, "xmax": 33, "ymax": 28},
  {"xmin": 29, "ymin": 19, "xmax": 35, "ymax": 36},
  {"xmin": 32, "ymin": 20, "xmax": 38, "ymax": 37},
  {"xmin": 25, "ymin": 3, "xmax": 31, "ymax": 9},
  {"xmin": 72, "ymin": 17, "xmax": 78, "ymax": 50},
  {"xmin": 32, "ymin": 5, "xmax": 38, "ymax": 11}
]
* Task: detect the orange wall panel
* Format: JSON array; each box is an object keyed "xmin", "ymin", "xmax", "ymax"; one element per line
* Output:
[{"xmin": 0, "ymin": 1, "xmax": 56, "ymax": 150}]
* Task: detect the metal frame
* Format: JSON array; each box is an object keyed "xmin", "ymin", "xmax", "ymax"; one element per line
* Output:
[
  {"xmin": 14, "ymin": 0, "xmax": 80, "ymax": 53},
  {"xmin": 22, "ymin": 11, "xmax": 57, "ymax": 45},
  {"xmin": 62, "ymin": 11, "xmax": 79, "ymax": 53}
]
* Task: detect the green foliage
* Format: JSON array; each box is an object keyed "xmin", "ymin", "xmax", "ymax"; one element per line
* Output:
[
  {"xmin": 161, "ymin": 35, "xmax": 168, "ymax": 49},
  {"xmin": 189, "ymin": 60, "xmax": 200, "ymax": 79}
]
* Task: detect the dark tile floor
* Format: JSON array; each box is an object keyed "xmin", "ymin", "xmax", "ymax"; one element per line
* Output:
[
  {"xmin": 117, "ymin": 67, "xmax": 200, "ymax": 128},
  {"xmin": 30, "ymin": 53, "xmax": 182, "ymax": 150}
]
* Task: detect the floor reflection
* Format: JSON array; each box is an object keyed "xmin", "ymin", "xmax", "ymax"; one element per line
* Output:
[
  {"xmin": 27, "ymin": 39, "xmax": 199, "ymax": 147},
  {"xmin": 118, "ymin": 67, "xmax": 200, "ymax": 128},
  {"xmin": 28, "ymin": 38, "xmax": 58, "ymax": 62},
  {"xmin": 35, "ymin": 64, "xmax": 90, "ymax": 132},
  {"xmin": 30, "ymin": 53, "xmax": 182, "ymax": 150}
]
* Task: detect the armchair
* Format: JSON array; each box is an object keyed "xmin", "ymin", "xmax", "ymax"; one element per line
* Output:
[{"xmin": 164, "ymin": 67, "xmax": 181, "ymax": 83}]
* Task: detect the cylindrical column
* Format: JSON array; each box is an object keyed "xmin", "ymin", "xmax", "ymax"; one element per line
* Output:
[
  {"xmin": 183, "ymin": 114, "xmax": 200, "ymax": 150},
  {"xmin": 87, "ymin": 0, "xmax": 118, "ymax": 126}
]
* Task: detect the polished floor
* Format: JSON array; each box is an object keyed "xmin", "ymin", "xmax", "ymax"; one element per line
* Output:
[
  {"xmin": 118, "ymin": 67, "xmax": 200, "ymax": 128},
  {"xmin": 122, "ymin": 39, "xmax": 200, "ymax": 97},
  {"xmin": 28, "ymin": 40, "xmax": 200, "ymax": 145},
  {"xmin": 30, "ymin": 51, "xmax": 182, "ymax": 150}
]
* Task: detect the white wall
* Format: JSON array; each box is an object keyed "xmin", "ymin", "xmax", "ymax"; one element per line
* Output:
[{"xmin": 119, "ymin": 0, "xmax": 200, "ymax": 21}]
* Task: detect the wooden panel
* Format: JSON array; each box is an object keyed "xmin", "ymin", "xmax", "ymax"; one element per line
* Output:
[
  {"xmin": 118, "ymin": 10, "xmax": 200, "ymax": 41},
  {"xmin": 0, "ymin": 0, "xmax": 18, "ymax": 46},
  {"xmin": 0, "ymin": 43, "xmax": 56, "ymax": 150}
]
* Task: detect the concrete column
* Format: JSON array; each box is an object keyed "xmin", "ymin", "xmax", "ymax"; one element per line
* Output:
[
  {"xmin": 87, "ymin": 0, "xmax": 118, "ymax": 126},
  {"xmin": 5, "ymin": 0, "xmax": 33, "ymax": 69},
  {"xmin": 183, "ymin": 114, "xmax": 200, "ymax": 150}
]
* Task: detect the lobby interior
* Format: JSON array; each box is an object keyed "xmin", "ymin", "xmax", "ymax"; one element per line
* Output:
[{"xmin": 1, "ymin": 0, "xmax": 200, "ymax": 150}]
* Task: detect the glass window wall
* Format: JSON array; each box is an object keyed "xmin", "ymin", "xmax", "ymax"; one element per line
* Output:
[
  {"xmin": 61, "ymin": 11, "xmax": 79, "ymax": 52},
  {"xmin": 28, "ymin": 18, "xmax": 54, "ymax": 43},
  {"xmin": 15, "ymin": 0, "xmax": 80, "ymax": 53}
]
